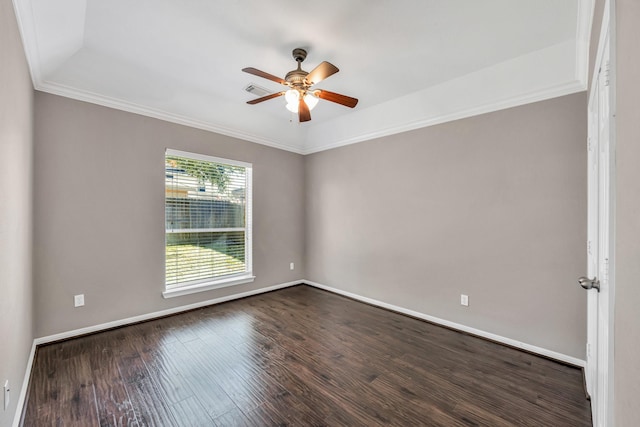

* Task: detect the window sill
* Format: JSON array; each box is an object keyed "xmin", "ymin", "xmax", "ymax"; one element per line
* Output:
[{"xmin": 162, "ymin": 274, "xmax": 256, "ymax": 299}]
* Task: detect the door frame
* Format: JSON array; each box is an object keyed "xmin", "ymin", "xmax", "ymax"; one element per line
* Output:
[{"xmin": 586, "ymin": 0, "xmax": 616, "ymax": 425}]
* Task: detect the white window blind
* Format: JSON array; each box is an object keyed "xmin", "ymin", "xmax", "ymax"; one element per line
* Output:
[{"xmin": 165, "ymin": 149, "xmax": 252, "ymax": 291}]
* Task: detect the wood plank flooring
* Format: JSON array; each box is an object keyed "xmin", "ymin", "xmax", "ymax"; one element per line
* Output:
[{"xmin": 22, "ymin": 285, "xmax": 592, "ymax": 426}]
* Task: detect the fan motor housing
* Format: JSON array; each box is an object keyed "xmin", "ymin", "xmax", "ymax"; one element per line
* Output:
[{"xmin": 285, "ymin": 69, "xmax": 308, "ymax": 86}]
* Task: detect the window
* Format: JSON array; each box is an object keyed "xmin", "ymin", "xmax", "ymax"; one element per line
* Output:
[{"xmin": 163, "ymin": 149, "xmax": 253, "ymax": 298}]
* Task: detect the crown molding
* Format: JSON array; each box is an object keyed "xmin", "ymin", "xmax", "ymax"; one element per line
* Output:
[
  {"xmin": 35, "ymin": 81, "xmax": 306, "ymax": 154},
  {"xmin": 301, "ymin": 80, "xmax": 586, "ymax": 155},
  {"xmin": 36, "ymin": 76, "xmax": 586, "ymax": 157},
  {"xmin": 34, "ymin": 73, "xmax": 586, "ymax": 158}
]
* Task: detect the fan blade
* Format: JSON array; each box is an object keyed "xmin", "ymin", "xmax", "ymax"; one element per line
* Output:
[
  {"xmin": 305, "ymin": 61, "xmax": 339, "ymax": 85},
  {"xmin": 316, "ymin": 90, "xmax": 358, "ymax": 108},
  {"xmin": 299, "ymin": 97, "xmax": 311, "ymax": 122},
  {"xmin": 247, "ymin": 91, "xmax": 286, "ymax": 105},
  {"xmin": 242, "ymin": 67, "xmax": 288, "ymax": 85}
]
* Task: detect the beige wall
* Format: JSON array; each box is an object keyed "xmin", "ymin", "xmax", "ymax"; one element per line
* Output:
[
  {"xmin": 0, "ymin": 1, "xmax": 34, "ymax": 426},
  {"xmin": 33, "ymin": 93, "xmax": 305, "ymax": 337},
  {"xmin": 614, "ymin": 0, "xmax": 640, "ymax": 424},
  {"xmin": 305, "ymin": 93, "xmax": 588, "ymax": 359}
]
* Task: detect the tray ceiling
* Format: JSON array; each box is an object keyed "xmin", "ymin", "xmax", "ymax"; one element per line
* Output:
[{"xmin": 13, "ymin": 0, "xmax": 593, "ymax": 154}]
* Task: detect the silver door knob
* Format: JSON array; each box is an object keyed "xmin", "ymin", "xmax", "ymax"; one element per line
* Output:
[{"xmin": 578, "ymin": 276, "xmax": 600, "ymax": 292}]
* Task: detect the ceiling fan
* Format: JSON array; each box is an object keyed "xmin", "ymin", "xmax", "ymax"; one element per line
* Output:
[{"xmin": 242, "ymin": 48, "xmax": 358, "ymax": 123}]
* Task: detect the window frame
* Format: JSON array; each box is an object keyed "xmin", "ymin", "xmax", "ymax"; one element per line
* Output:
[{"xmin": 162, "ymin": 149, "xmax": 254, "ymax": 298}]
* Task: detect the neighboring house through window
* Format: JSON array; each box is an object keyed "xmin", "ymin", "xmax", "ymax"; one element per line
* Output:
[{"xmin": 163, "ymin": 149, "xmax": 253, "ymax": 297}]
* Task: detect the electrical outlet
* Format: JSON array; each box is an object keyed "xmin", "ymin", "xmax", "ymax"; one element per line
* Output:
[
  {"xmin": 460, "ymin": 294, "xmax": 469, "ymax": 307},
  {"xmin": 290, "ymin": 262, "xmax": 295, "ymax": 270},
  {"xmin": 4, "ymin": 380, "xmax": 9, "ymax": 411},
  {"xmin": 74, "ymin": 294, "xmax": 85, "ymax": 307}
]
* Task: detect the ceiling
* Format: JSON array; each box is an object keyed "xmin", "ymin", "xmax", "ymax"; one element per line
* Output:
[{"xmin": 14, "ymin": 0, "xmax": 593, "ymax": 154}]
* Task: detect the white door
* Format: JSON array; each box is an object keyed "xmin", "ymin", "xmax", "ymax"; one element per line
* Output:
[{"xmin": 584, "ymin": 4, "xmax": 615, "ymax": 426}]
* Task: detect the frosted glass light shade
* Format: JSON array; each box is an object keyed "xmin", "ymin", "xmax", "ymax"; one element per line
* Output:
[
  {"xmin": 304, "ymin": 92, "xmax": 319, "ymax": 110},
  {"xmin": 285, "ymin": 89, "xmax": 299, "ymax": 104},
  {"xmin": 285, "ymin": 90, "xmax": 319, "ymax": 113}
]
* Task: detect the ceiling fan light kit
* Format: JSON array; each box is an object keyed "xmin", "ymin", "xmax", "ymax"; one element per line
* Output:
[
  {"xmin": 243, "ymin": 48, "xmax": 358, "ymax": 122},
  {"xmin": 285, "ymin": 90, "xmax": 319, "ymax": 113}
]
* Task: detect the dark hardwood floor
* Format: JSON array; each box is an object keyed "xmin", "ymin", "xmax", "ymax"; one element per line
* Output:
[{"xmin": 22, "ymin": 285, "xmax": 592, "ymax": 426}]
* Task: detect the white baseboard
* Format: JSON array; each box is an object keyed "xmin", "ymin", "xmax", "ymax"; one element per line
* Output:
[
  {"xmin": 34, "ymin": 280, "xmax": 301, "ymax": 345},
  {"xmin": 11, "ymin": 280, "xmax": 300, "ymax": 426},
  {"xmin": 303, "ymin": 280, "xmax": 586, "ymax": 368},
  {"xmin": 11, "ymin": 280, "xmax": 297, "ymax": 426},
  {"xmin": 12, "ymin": 341, "xmax": 36, "ymax": 427},
  {"xmin": 16, "ymin": 278, "xmax": 583, "ymax": 426}
]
